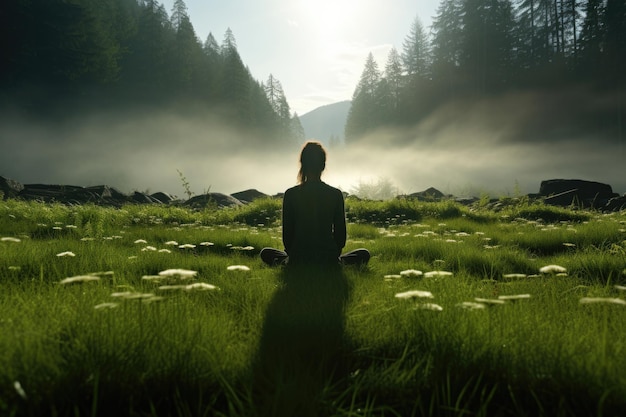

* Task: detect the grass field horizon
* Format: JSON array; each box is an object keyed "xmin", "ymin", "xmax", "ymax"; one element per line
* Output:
[{"xmin": 1, "ymin": 196, "xmax": 625, "ymax": 416}]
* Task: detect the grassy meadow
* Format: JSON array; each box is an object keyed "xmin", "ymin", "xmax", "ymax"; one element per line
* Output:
[{"xmin": 1, "ymin": 196, "xmax": 626, "ymax": 416}]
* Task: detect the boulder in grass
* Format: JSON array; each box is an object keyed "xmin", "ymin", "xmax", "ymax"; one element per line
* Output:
[
  {"xmin": 131, "ymin": 191, "xmax": 162, "ymax": 204},
  {"xmin": 539, "ymin": 179, "xmax": 618, "ymax": 208},
  {"xmin": 403, "ymin": 187, "xmax": 448, "ymax": 201},
  {"xmin": 20, "ymin": 184, "xmax": 84, "ymax": 202},
  {"xmin": 184, "ymin": 193, "xmax": 243, "ymax": 208},
  {"xmin": 604, "ymin": 195, "xmax": 626, "ymax": 212},
  {"xmin": 150, "ymin": 192, "xmax": 177, "ymax": 204},
  {"xmin": 0, "ymin": 176, "xmax": 24, "ymax": 200},
  {"xmin": 230, "ymin": 189, "xmax": 268, "ymax": 204}
]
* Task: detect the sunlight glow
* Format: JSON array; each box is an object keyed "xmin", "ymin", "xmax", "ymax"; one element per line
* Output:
[{"xmin": 297, "ymin": 0, "xmax": 360, "ymax": 29}]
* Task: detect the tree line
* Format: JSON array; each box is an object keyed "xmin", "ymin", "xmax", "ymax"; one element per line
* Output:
[
  {"xmin": 346, "ymin": 0, "xmax": 626, "ymax": 143},
  {"xmin": 0, "ymin": 0, "xmax": 304, "ymax": 143}
]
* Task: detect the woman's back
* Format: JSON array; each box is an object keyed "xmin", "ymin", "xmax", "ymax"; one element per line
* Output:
[{"xmin": 282, "ymin": 181, "xmax": 346, "ymax": 264}]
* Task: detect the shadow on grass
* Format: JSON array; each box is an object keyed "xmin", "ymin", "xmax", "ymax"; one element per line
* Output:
[{"xmin": 251, "ymin": 263, "xmax": 352, "ymax": 417}]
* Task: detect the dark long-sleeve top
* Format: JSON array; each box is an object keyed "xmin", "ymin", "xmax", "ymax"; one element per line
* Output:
[{"xmin": 282, "ymin": 180, "xmax": 347, "ymax": 263}]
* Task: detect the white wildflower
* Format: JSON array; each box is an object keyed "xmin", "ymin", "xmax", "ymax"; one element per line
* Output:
[
  {"xmin": 539, "ymin": 264, "xmax": 567, "ymax": 274},
  {"xmin": 13, "ymin": 381, "xmax": 27, "ymax": 399},
  {"xmin": 141, "ymin": 275, "xmax": 163, "ymax": 281},
  {"xmin": 580, "ymin": 297, "xmax": 626, "ymax": 305},
  {"xmin": 65, "ymin": 225, "xmax": 78, "ymax": 229},
  {"xmin": 230, "ymin": 245, "xmax": 255, "ymax": 251},
  {"xmin": 498, "ymin": 294, "xmax": 531, "ymax": 301},
  {"xmin": 200, "ymin": 242, "xmax": 214, "ymax": 246},
  {"xmin": 185, "ymin": 283, "xmax": 217, "ymax": 291},
  {"xmin": 164, "ymin": 241, "xmax": 179, "ymax": 246},
  {"xmin": 60, "ymin": 275, "xmax": 100, "ymax": 284},
  {"xmin": 615, "ymin": 285, "xmax": 626, "ymax": 291},
  {"xmin": 56, "ymin": 251, "xmax": 76, "ymax": 257},
  {"xmin": 178, "ymin": 244, "xmax": 197, "ymax": 249},
  {"xmin": 1, "ymin": 237, "xmax": 21, "ymax": 243},
  {"xmin": 158, "ymin": 285, "xmax": 188, "ymax": 291},
  {"xmin": 141, "ymin": 246, "xmax": 157, "ymax": 252},
  {"xmin": 503, "ymin": 273, "xmax": 527, "ymax": 280},
  {"xmin": 483, "ymin": 245, "xmax": 500, "ymax": 249},
  {"xmin": 52, "ymin": 227, "xmax": 62, "ymax": 230},
  {"xmin": 89, "ymin": 271, "xmax": 114, "ymax": 277},
  {"xmin": 395, "ymin": 290, "xmax": 434, "ymax": 300},
  {"xmin": 424, "ymin": 271, "xmax": 453, "ymax": 278},
  {"xmin": 111, "ymin": 292, "xmax": 154, "ymax": 300},
  {"xmin": 563, "ymin": 243, "xmax": 576, "ymax": 248},
  {"xmin": 384, "ymin": 274, "xmax": 402, "ymax": 279},
  {"xmin": 227, "ymin": 265, "xmax": 251, "ymax": 272},
  {"xmin": 415, "ymin": 303, "xmax": 443, "ymax": 311},
  {"xmin": 474, "ymin": 297, "xmax": 506, "ymax": 305},
  {"xmin": 158, "ymin": 268, "xmax": 198, "ymax": 279},
  {"xmin": 400, "ymin": 269, "xmax": 423, "ymax": 277},
  {"xmin": 94, "ymin": 302, "xmax": 118, "ymax": 310},
  {"xmin": 457, "ymin": 302, "xmax": 486, "ymax": 310},
  {"xmin": 158, "ymin": 249, "xmax": 172, "ymax": 253},
  {"xmin": 134, "ymin": 239, "xmax": 147, "ymax": 244},
  {"xmin": 142, "ymin": 296, "xmax": 165, "ymax": 303},
  {"xmin": 80, "ymin": 237, "xmax": 95, "ymax": 241}
]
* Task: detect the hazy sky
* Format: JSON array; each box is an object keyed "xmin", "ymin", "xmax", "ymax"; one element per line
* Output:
[{"xmin": 160, "ymin": 0, "xmax": 441, "ymax": 115}]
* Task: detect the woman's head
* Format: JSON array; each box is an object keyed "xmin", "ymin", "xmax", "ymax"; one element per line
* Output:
[{"xmin": 298, "ymin": 141, "xmax": 326, "ymax": 184}]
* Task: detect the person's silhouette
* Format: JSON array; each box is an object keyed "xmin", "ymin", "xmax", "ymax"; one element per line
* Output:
[{"xmin": 260, "ymin": 141, "xmax": 370, "ymax": 267}]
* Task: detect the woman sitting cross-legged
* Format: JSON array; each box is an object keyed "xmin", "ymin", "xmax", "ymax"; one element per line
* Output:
[{"xmin": 260, "ymin": 141, "xmax": 370, "ymax": 267}]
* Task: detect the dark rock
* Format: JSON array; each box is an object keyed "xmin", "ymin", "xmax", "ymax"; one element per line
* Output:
[
  {"xmin": 18, "ymin": 183, "xmax": 134, "ymax": 206},
  {"xmin": 131, "ymin": 191, "xmax": 161, "ymax": 204},
  {"xmin": 0, "ymin": 176, "xmax": 24, "ymax": 200},
  {"xmin": 150, "ymin": 192, "xmax": 177, "ymax": 204},
  {"xmin": 403, "ymin": 187, "xmax": 448, "ymax": 201},
  {"xmin": 455, "ymin": 197, "xmax": 479, "ymax": 205},
  {"xmin": 184, "ymin": 193, "xmax": 243, "ymax": 208},
  {"xmin": 83, "ymin": 185, "xmax": 131, "ymax": 206},
  {"xmin": 230, "ymin": 189, "xmax": 268, "ymax": 204},
  {"xmin": 539, "ymin": 179, "xmax": 618, "ymax": 208},
  {"xmin": 604, "ymin": 195, "xmax": 626, "ymax": 212},
  {"xmin": 20, "ymin": 184, "xmax": 84, "ymax": 203}
]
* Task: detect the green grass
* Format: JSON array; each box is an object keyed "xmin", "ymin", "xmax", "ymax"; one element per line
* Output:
[{"xmin": 1, "ymin": 198, "xmax": 625, "ymax": 416}]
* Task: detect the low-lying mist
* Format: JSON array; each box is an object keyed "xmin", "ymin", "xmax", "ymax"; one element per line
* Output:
[{"xmin": 1, "ymin": 96, "xmax": 624, "ymax": 199}]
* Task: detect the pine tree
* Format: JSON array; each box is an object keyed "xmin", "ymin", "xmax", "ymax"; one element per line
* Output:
[
  {"xmin": 401, "ymin": 16, "xmax": 430, "ymax": 78},
  {"xmin": 170, "ymin": 0, "xmax": 202, "ymax": 93},
  {"xmin": 459, "ymin": 0, "xmax": 516, "ymax": 92},
  {"xmin": 345, "ymin": 53, "xmax": 382, "ymax": 143},
  {"xmin": 219, "ymin": 28, "xmax": 252, "ymax": 124},
  {"xmin": 382, "ymin": 48, "xmax": 404, "ymax": 115},
  {"xmin": 263, "ymin": 74, "xmax": 293, "ymax": 140},
  {"xmin": 204, "ymin": 33, "xmax": 220, "ymax": 58},
  {"xmin": 604, "ymin": 0, "xmax": 626, "ymax": 84},
  {"xmin": 430, "ymin": 0, "xmax": 463, "ymax": 81},
  {"xmin": 578, "ymin": 0, "xmax": 605, "ymax": 78},
  {"xmin": 290, "ymin": 113, "xmax": 306, "ymax": 142},
  {"xmin": 170, "ymin": 0, "xmax": 188, "ymax": 31}
]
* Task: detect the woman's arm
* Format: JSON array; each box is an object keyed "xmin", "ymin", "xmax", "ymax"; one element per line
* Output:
[
  {"xmin": 333, "ymin": 190, "xmax": 347, "ymax": 253},
  {"xmin": 282, "ymin": 190, "xmax": 294, "ymax": 253}
]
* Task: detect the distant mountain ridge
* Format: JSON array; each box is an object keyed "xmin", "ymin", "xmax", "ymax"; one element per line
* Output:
[{"xmin": 299, "ymin": 100, "xmax": 351, "ymax": 146}]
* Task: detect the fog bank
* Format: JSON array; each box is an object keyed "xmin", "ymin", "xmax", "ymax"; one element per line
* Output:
[{"xmin": 1, "ymin": 104, "xmax": 624, "ymax": 199}]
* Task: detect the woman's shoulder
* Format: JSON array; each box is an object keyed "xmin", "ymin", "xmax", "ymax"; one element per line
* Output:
[
  {"xmin": 320, "ymin": 181, "xmax": 340, "ymax": 191},
  {"xmin": 284, "ymin": 185, "xmax": 300, "ymax": 195},
  {"xmin": 320, "ymin": 182, "xmax": 344, "ymax": 197}
]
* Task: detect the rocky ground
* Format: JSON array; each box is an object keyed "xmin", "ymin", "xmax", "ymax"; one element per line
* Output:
[{"xmin": 1, "ymin": 176, "xmax": 625, "ymax": 212}]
